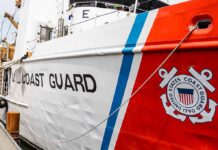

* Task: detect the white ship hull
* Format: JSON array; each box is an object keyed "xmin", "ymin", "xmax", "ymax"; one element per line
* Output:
[
  {"xmin": 2, "ymin": 0, "xmax": 218, "ymax": 149},
  {"xmin": 7, "ymin": 8, "xmax": 156, "ymax": 149}
]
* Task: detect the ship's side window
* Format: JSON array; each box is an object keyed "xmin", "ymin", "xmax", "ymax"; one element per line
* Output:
[
  {"xmin": 2, "ymin": 67, "xmax": 11, "ymax": 96},
  {"xmin": 39, "ymin": 26, "xmax": 53, "ymax": 42},
  {"xmin": 97, "ymin": 3, "xmax": 106, "ymax": 8},
  {"xmin": 64, "ymin": 26, "xmax": 69, "ymax": 36}
]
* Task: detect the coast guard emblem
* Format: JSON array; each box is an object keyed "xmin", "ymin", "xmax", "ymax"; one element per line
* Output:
[{"xmin": 159, "ymin": 67, "xmax": 217, "ymax": 124}]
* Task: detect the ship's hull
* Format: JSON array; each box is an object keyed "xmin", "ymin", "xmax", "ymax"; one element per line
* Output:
[
  {"xmin": 9, "ymin": 54, "xmax": 142, "ymax": 149},
  {"xmin": 5, "ymin": 0, "xmax": 218, "ymax": 149}
]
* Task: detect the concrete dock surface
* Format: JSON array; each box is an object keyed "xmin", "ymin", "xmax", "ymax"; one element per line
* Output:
[{"xmin": 0, "ymin": 124, "xmax": 21, "ymax": 150}]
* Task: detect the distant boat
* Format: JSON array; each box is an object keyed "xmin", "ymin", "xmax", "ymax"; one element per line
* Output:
[{"xmin": 0, "ymin": 0, "xmax": 218, "ymax": 149}]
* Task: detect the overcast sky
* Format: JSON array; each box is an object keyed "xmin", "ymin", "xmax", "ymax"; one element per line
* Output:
[{"xmin": 0, "ymin": 0, "xmax": 18, "ymax": 44}]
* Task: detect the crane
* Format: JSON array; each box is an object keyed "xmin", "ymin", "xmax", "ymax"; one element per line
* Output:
[
  {"xmin": 0, "ymin": 0, "xmax": 22, "ymax": 61},
  {"xmin": 16, "ymin": 0, "xmax": 22, "ymax": 8},
  {"xmin": 3, "ymin": 0, "xmax": 22, "ymax": 31},
  {"xmin": 4, "ymin": 13, "xmax": 19, "ymax": 30}
]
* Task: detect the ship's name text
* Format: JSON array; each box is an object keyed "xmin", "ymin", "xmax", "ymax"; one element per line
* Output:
[{"xmin": 12, "ymin": 73, "xmax": 97, "ymax": 93}]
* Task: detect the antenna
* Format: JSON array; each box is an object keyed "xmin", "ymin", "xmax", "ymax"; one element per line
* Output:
[{"xmin": 134, "ymin": 0, "xmax": 138, "ymax": 13}]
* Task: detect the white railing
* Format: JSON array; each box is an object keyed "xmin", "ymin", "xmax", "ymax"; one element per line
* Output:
[{"xmin": 70, "ymin": 1, "xmax": 132, "ymax": 12}]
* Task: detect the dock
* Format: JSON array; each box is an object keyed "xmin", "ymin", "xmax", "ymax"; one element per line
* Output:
[{"xmin": 0, "ymin": 124, "xmax": 21, "ymax": 150}]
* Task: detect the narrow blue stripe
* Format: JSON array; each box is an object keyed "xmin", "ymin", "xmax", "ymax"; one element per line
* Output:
[
  {"xmin": 123, "ymin": 12, "xmax": 149, "ymax": 54},
  {"xmin": 101, "ymin": 12, "xmax": 148, "ymax": 150}
]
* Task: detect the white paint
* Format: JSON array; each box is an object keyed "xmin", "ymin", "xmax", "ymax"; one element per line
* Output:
[
  {"xmin": 160, "ymin": 0, "xmax": 189, "ymax": 5},
  {"xmin": 33, "ymin": 13, "xmax": 135, "ymax": 58},
  {"xmin": 67, "ymin": 7, "xmax": 129, "ymax": 33},
  {"xmin": 7, "ymin": 10, "xmax": 137, "ymax": 149},
  {"xmin": 14, "ymin": 0, "xmax": 59, "ymax": 59}
]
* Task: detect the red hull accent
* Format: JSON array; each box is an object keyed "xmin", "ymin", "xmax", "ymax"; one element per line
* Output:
[{"xmin": 116, "ymin": 0, "xmax": 218, "ymax": 149}]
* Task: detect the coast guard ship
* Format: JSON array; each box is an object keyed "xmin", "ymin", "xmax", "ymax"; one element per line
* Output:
[{"xmin": 0, "ymin": 0, "xmax": 218, "ymax": 149}]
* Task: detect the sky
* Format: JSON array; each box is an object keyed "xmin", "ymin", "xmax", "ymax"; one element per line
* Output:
[{"xmin": 0, "ymin": 0, "xmax": 19, "ymax": 44}]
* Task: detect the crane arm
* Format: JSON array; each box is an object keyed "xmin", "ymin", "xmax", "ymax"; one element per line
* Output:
[{"xmin": 4, "ymin": 13, "xmax": 19, "ymax": 29}]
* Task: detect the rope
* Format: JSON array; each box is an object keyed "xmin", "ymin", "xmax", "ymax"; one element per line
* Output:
[{"xmin": 8, "ymin": 25, "xmax": 198, "ymax": 143}]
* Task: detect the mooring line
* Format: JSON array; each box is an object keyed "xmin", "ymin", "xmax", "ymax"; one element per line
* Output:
[{"xmin": 8, "ymin": 25, "xmax": 198, "ymax": 143}]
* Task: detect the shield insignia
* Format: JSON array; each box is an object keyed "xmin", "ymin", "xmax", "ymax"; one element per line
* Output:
[{"xmin": 177, "ymin": 88, "xmax": 194, "ymax": 106}]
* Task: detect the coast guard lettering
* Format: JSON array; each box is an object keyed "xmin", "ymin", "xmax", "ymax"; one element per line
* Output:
[
  {"xmin": 159, "ymin": 67, "xmax": 217, "ymax": 124},
  {"xmin": 12, "ymin": 71, "xmax": 97, "ymax": 93}
]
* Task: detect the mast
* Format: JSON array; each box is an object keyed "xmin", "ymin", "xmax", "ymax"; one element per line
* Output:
[{"xmin": 134, "ymin": 0, "xmax": 138, "ymax": 13}]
